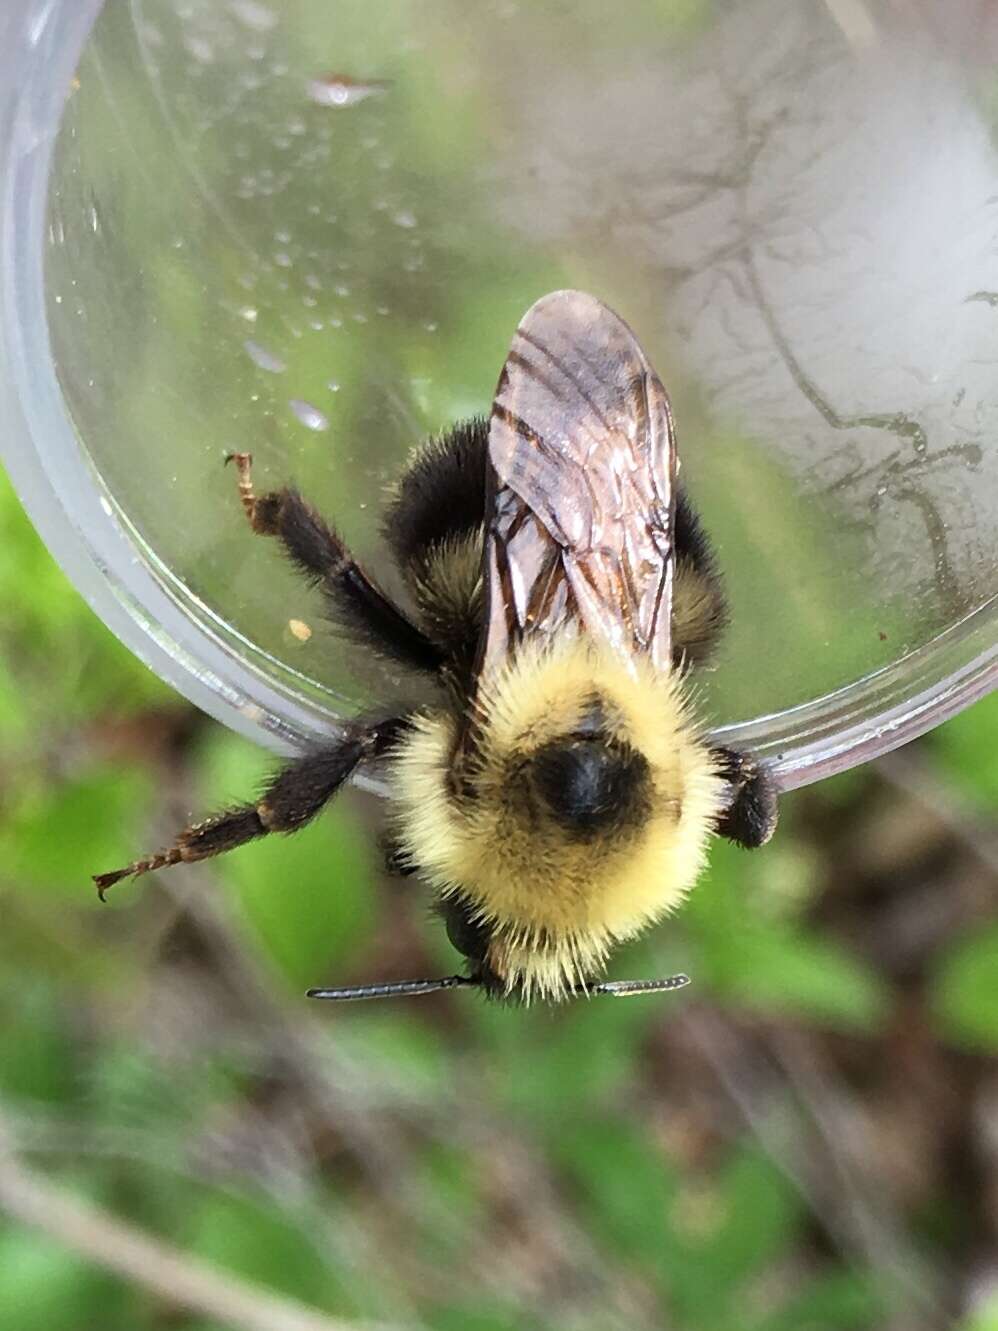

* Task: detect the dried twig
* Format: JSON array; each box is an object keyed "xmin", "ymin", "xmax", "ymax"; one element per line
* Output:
[
  {"xmin": 0, "ymin": 1112, "xmax": 401, "ymax": 1331},
  {"xmin": 685, "ymin": 1009, "xmax": 945, "ymax": 1331}
]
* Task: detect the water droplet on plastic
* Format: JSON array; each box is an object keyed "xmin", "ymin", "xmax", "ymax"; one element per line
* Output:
[
  {"xmin": 184, "ymin": 35, "xmax": 215, "ymax": 64},
  {"xmin": 305, "ymin": 73, "xmax": 391, "ymax": 108},
  {"xmin": 229, "ymin": 0, "xmax": 278, "ymax": 33},
  {"xmin": 99, "ymin": 495, "xmax": 113, "ymax": 517},
  {"xmin": 244, "ymin": 340, "xmax": 286, "ymax": 373},
  {"xmin": 305, "ymin": 273, "xmax": 322, "ymax": 291},
  {"xmin": 274, "ymin": 251, "xmax": 292, "ymax": 268},
  {"xmin": 237, "ymin": 305, "xmax": 258, "ymax": 323},
  {"xmin": 424, "ymin": 321, "xmax": 438, "ymax": 332},
  {"xmin": 289, "ymin": 399, "xmax": 329, "ymax": 432},
  {"xmin": 327, "ymin": 379, "xmax": 340, "ymax": 392},
  {"xmin": 392, "ymin": 209, "xmax": 417, "ymax": 229}
]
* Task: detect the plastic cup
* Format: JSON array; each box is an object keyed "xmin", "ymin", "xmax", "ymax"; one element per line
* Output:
[{"xmin": 1, "ymin": 0, "xmax": 995, "ymax": 789}]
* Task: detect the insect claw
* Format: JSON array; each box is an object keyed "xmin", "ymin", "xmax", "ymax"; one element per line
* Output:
[{"xmin": 93, "ymin": 870, "xmax": 126, "ymax": 902}]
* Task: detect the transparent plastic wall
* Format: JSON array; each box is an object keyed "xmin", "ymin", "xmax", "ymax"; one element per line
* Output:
[{"xmin": 1, "ymin": 0, "xmax": 995, "ymax": 788}]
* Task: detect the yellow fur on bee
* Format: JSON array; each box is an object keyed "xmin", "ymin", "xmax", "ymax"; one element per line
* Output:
[
  {"xmin": 410, "ymin": 530, "xmax": 483, "ymax": 636},
  {"xmin": 390, "ymin": 636, "xmax": 726, "ymax": 1002},
  {"xmin": 672, "ymin": 560, "xmax": 726, "ymax": 665}
]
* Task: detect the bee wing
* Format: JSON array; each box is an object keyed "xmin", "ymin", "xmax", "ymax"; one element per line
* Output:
[{"xmin": 481, "ymin": 290, "xmax": 677, "ymax": 677}]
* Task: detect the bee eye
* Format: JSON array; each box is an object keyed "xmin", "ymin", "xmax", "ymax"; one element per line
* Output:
[{"xmin": 528, "ymin": 738, "xmax": 650, "ymax": 835}]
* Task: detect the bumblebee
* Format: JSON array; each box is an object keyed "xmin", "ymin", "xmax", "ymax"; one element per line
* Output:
[{"xmin": 95, "ymin": 291, "xmax": 777, "ymax": 1004}]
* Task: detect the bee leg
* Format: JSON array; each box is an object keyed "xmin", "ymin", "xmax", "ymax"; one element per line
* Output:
[
  {"xmin": 585, "ymin": 975, "xmax": 690, "ymax": 997},
  {"xmin": 224, "ymin": 452, "xmax": 442, "ymax": 674},
  {"xmin": 94, "ymin": 717, "xmax": 407, "ymax": 898},
  {"xmin": 711, "ymin": 747, "xmax": 779, "ymax": 849},
  {"xmin": 307, "ymin": 975, "xmax": 476, "ymax": 1001}
]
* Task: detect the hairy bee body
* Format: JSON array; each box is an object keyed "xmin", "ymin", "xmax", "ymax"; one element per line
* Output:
[
  {"xmin": 393, "ymin": 636, "xmax": 726, "ymax": 1002},
  {"xmin": 386, "ymin": 419, "xmax": 728, "ymax": 686},
  {"xmin": 382, "ymin": 418, "xmax": 734, "ymax": 1001},
  {"xmin": 95, "ymin": 292, "xmax": 777, "ymax": 1005}
]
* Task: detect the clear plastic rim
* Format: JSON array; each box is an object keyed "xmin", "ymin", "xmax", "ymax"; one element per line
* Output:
[
  {"xmin": 0, "ymin": 0, "xmax": 994, "ymax": 795},
  {"xmin": 0, "ymin": 0, "xmax": 326, "ymax": 757}
]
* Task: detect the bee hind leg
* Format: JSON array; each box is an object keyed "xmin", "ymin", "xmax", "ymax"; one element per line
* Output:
[{"xmin": 711, "ymin": 747, "xmax": 779, "ymax": 849}]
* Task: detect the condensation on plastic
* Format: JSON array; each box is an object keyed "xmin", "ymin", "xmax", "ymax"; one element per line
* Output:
[{"xmin": 0, "ymin": 0, "xmax": 995, "ymax": 793}]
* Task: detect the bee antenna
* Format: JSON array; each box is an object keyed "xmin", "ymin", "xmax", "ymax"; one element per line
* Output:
[
  {"xmin": 585, "ymin": 974, "xmax": 690, "ymax": 998},
  {"xmin": 306, "ymin": 975, "xmax": 476, "ymax": 1002}
]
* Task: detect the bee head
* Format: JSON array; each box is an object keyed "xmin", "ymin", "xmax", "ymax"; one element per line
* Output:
[{"xmin": 520, "ymin": 709, "xmax": 652, "ymax": 839}]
